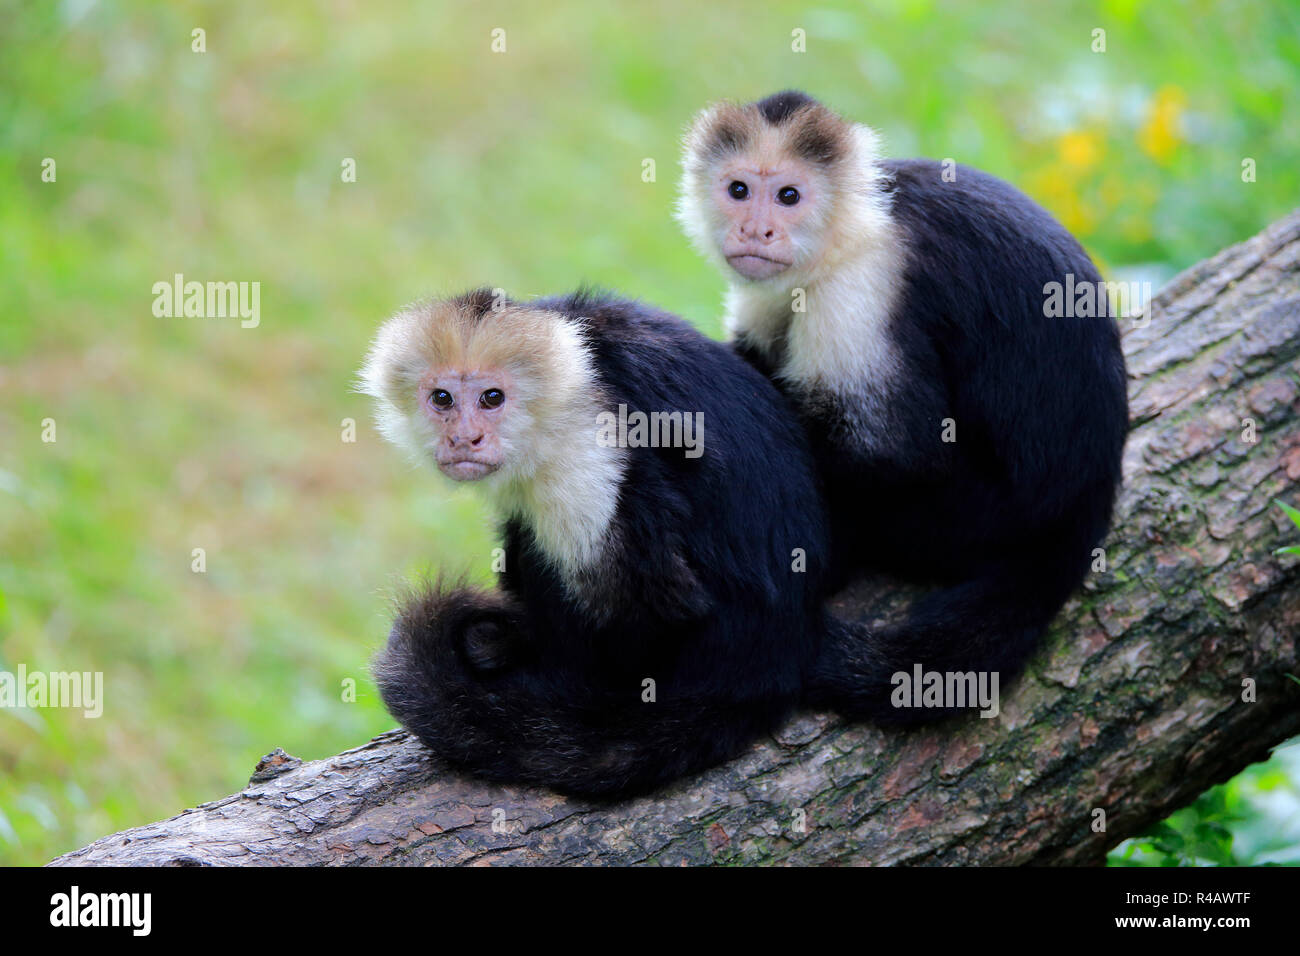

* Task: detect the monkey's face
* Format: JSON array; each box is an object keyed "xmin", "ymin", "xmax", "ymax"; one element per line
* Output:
[
  {"xmin": 678, "ymin": 98, "xmax": 868, "ymax": 286},
  {"xmin": 363, "ymin": 297, "xmax": 600, "ymax": 493},
  {"xmin": 419, "ymin": 368, "xmax": 514, "ymax": 481},
  {"xmin": 710, "ymin": 157, "xmax": 823, "ymax": 281}
]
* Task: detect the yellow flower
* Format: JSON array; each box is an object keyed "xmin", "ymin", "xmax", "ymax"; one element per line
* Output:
[
  {"xmin": 1026, "ymin": 163, "xmax": 1095, "ymax": 237},
  {"xmin": 1138, "ymin": 86, "xmax": 1186, "ymax": 163},
  {"xmin": 1059, "ymin": 131, "xmax": 1104, "ymax": 170}
]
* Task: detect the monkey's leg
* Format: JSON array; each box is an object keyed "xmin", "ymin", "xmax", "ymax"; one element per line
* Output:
[
  {"xmin": 374, "ymin": 585, "xmax": 782, "ymax": 797},
  {"xmin": 381, "ymin": 581, "xmax": 532, "ymax": 675}
]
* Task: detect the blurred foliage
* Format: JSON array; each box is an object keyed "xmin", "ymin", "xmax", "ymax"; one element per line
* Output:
[
  {"xmin": 1275, "ymin": 499, "xmax": 1300, "ymax": 555},
  {"xmin": 1, "ymin": 0, "xmax": 1297, "ymax": 865},
  {"xmin": 1109, "ymin": 742, "xmax": 1300, "ymax": 866}
]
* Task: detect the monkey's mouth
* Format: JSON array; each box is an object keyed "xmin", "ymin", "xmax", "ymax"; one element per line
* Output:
[
  {"xmin": 437, "ymin": 458, "xmax": 501, "ymax": 481},
  {"xmin": 725, "ymin": 252, "xmax": 792, "ymax": 279}
]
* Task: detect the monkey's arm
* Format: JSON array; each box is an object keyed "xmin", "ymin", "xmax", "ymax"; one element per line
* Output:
[
  {"xmin": 500, "ymin": 513, "xmax": 714, "ymax": 629},
  {"xmin": 812, "ymin": 332, "xmax": 962, "ymax": 487}
]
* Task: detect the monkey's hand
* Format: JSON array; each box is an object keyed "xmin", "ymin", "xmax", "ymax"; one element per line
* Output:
[
  {"xmin": 382, "ymin": 582, "xmax": 531, "ymax": 682},
  {"xmin": 374, "ymin": 581, "xmax": 781, "ymax": 797},
  {"xmin": 373, "ymin": 582, "xmax": 598, "ymax": 789}
]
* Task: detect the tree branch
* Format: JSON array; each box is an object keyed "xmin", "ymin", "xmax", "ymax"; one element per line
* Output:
[{"xmin": 51, "ymin": 211, "xmax": 1300, "ymax": 866}]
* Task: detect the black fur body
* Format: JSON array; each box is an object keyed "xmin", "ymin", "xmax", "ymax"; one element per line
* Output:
[
  {"xmin": 374, "ymin": 291, "xmax": 834, "ymax": 797},
  {"xmin": 734, "ymin": 148, "xmax": 1130, "ymax": 718}
]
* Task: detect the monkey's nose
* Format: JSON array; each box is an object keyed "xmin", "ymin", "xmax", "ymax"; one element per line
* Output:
[{"xmin": 448, "ymin": 432, "xmax": 485, "ymax": 448}]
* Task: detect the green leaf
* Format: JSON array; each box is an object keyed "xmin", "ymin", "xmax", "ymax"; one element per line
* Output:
[{"xmin": 1274, "ymin": 498, "xmax": 1300, "ymax": 529}]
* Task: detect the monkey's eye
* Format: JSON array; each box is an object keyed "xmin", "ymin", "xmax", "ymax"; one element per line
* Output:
[
  {"xmin": 429, "ymin": 389, "xmax": 454, "ymax": 409},
  {"xmin": 479, "ymin": 388, "xmax": 505, "ymax": 409},
  {"xmin": 777, "ymin": 186, "xmax": 800, "ymax": 206},
  {"xmin": 727, "ymin": 180, "xmax": 749, "ymax": 200}
]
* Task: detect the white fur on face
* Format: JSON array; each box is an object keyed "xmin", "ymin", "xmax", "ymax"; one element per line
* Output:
[
  {"xmin": 677, "ymin": 116, "xmax": 837, "ymax": 277},
  {"xmin": 359, "ymin": 301, "xmax": 627, "ymax": 582},
  {"xmin": 679, "ymin": 110, "xmax": 907, "ymax": 399}
]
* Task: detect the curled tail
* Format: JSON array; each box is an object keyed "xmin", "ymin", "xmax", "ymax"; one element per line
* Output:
[
  {"xmin": 373, "ymin": 582, "xmax": 785, "ymax": 798},
  {"xmin": 806, "ymin": 558, "xmax": 1078, "ymax": 723}
]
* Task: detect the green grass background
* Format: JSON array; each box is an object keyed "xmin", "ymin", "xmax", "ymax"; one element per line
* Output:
[{"xmin": 1, "ymin": 0, "xmax": 1298, "ymax": 866}]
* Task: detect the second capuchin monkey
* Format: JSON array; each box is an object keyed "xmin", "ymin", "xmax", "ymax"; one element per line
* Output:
[
  {"xmin": 677, "ymin": 91, "xmax": 1128, "ymax": 714},
  {"xmin": 360, "ymin": 288, "xmax": 835, "ymax": 796}
]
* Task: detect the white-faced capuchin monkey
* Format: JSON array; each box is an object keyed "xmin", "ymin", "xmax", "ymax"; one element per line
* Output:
[
  {"xmin": 360, "ymin": 288, "xmax": 837, "ymax": 796},
  {"xmin": 677, "ymin": 91, "xmax": 1129, "ymax": 717}
]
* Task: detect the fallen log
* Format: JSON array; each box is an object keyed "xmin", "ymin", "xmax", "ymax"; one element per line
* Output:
[{"xmin": 51, "ymin": 210, "xmax": 1300, "ymax": 866}]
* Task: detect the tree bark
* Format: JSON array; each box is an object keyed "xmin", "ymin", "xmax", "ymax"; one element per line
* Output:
[{"xmin": 51, "ymin": 211, "xmax": 1300, "ymax": 867}]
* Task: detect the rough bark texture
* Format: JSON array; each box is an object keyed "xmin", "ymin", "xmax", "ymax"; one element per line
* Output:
[{"xmin": 52, "ymin": 211, "xmax": 1300, "ymax": 867}]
